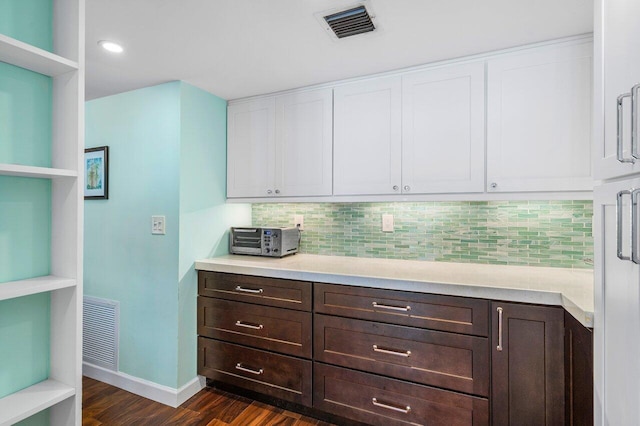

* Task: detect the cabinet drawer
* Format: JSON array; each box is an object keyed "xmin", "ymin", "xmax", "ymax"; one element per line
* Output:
[
  {"xmin": 314, "ymin": 283, "xmax": 489, "ymax": 336},
  {"xmin": 314, "ymin": 363, "xmax": 489, "ymax": 426},
  {"xmin": 198, "ymin": 297, "xmax": 312, "ymax": 358},
  {"xmin": 314, "ymin": 314, "xmax": 489, "ymax": 396},
  {"xmin": 199, "ymin": 271, "xmax": 311, "ymax": 311},
  {"xmin": 198, "ymin": 337, "xmax": 312, "ymax": 406}
]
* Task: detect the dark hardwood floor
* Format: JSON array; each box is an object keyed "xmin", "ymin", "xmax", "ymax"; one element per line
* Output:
[{"xmin": 82, "ymin": 377, "xmax": 336, "ymax": 426}]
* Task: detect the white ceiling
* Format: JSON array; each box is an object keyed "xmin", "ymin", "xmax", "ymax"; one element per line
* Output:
[{"xmin": 85, "ymin": 0, "xmax": 593, "ymax": 101}]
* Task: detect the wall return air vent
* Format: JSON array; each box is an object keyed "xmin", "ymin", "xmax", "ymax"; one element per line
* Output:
[{"xmin": 318, "ymin": 2, "xmax": 379, "ymax": 40}]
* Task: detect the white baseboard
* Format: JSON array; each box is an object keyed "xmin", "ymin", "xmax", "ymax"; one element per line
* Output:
[{"xmin": 83, "ymin": 362, "xmax": 205, "ymax": 408}]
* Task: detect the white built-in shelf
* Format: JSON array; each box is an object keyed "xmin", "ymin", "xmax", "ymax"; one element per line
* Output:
[
  {"xmin": 0, "ymin": 33, "xmax": 78, "ymax": 77},
  {"xmin": 0, "ymin": 379, "xmax": 75, "ymax": 426},
  {"xmin": 0, "ymin": 163, "xmax": 77, "ymax": 179},
  {"xmin": 0, "ymin": 276, "xmax": 76, "ymax": 302}
]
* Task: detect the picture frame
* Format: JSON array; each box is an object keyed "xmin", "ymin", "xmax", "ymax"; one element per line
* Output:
[{"xmin": 84, "ymin": 146, "xmax": 109, "ymax": 199}]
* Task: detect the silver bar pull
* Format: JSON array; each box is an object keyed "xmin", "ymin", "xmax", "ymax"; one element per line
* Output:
[
  {"xmin": 235, "ymin": 320, "xmax": 264, "ymax": 330},
  {"xmin": 618, "ymin": 190, "xmax": 632, "ymax": 261},
  {"xmin": 235, "ymin": 285, "xmax": 263, "ymax": 294},
  {"xmin": 372, "ymin": 302, "xmax": 411, "ymax": 312},
  {"xmin": 632, "ymin": 189, "xmax": 640, "ymax": 264},
  {"xmin": 373, "ymin": 345, "xmax": 411, "ymax": 357},
  {"xmin": 618, "ymin": 93, "xmax": 635, "ymax": 163},
  {"xmin": 371, "ymin": 398, "xmax": 411, "ymax": 414},
  {"xmin": 235, "ymin": 363, "xmax": 264, "ymax": 375},
  {"xmin": 632, "ymin": 84, "xmax": 640, "ymax": 158},
  {"xmin": 496, "ymin": 307, "xmax": 504, "ymax": 351}
]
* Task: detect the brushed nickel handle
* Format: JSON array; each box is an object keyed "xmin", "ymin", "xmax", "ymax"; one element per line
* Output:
[
  {"xmin": 490, "ymin": 182, "xmax": 498, "ymax": 189},
  {"xmin": 618, "ymin": 93, "xmax": 635, "ymax": 163},
  {"xmin": 496, "ymin": 307, "xmax": 504, "ymax": 351},
  {"xmin": 267, "ymin": 189, "xmax": 273, "ymax": 195},
  {"xmin": 403, "ymin": 185, "xmax": 410, "ymax": 191},
  {"xmin": 235, "ymin": 286, "xmax": 263, "ymax": 294},
  {"xmin": 618, "ymin": 190, "xmax": 632, "ymax": 261},
  {"xmin": 275, "ymin": 189, "xmax": 280, "ymax": 194},
  {"xmin": 372, "ymin": 398, "xmax": 411, "ymax": 414},
  {"xmin": 373, "ymin": 345, "xmax": 411, "ymax": 357},
  {"xmin": 632, "ymin": 84, "xmax": 640, "ymax": 159},
  {"xmin": 393, "ymin": 185, "xmax": 399, "ymax": 191},
  {"xmin": 632, "ymin": 189, "xmax": 640, "ymax": 264},
  {"xmin": 235, "ymin": 320, "xmax": 264, "ymax": 330},
  {"xmin": 235, "ymin": 363, "xmax": 263, "ymax": 375},
  {"xmin": 372, "ymin": 302, "xmax": 411, "ymax": 312}
]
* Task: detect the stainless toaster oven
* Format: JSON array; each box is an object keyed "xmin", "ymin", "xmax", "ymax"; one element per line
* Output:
[{"xmin": 230, "ymin": 227, "xmax": 300, "ymax": 257}]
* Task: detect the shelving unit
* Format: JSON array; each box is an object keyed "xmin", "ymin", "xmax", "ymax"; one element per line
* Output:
[{"xmin": 0, "ymin": 0, "xmax": 84, "ymax": 424}]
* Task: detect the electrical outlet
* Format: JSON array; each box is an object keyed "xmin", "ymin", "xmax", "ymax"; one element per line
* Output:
[
  {"xmin": 294, "ymin": 214, "xmax": 304, "ymax": 231},
  {"xmin": 382, "ymin": 214, "xmax": 394, "ymax": 232},
  {"xmin": 151, "ymin": 215, "xmax": 166, "ymax": 235}
]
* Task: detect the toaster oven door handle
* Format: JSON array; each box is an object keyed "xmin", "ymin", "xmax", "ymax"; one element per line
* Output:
[{"xmin": 233, "ymin": 228, "xmax": 258, "ymax": 233}]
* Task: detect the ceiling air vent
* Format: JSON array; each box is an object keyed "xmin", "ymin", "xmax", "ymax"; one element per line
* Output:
[{"xmin": 323, "ymin": 5, "xmax": 376, "ymax": 39}]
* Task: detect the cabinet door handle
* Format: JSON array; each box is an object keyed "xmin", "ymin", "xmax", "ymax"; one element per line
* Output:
[
  {"xmin": 372, "ymin": 302, "xmax": 411, "ymax": 312},
  {"xmin": 632, "ymin": 84, "xmax": 640, "ymax": 159},
  {"xmin": 403, "ymin": 185, "xmax": 410, "ymax": 191},
  {"xmin": 496, "ymin": 306, "xmax": 504, "ymax": 351},
  {"xmin": 618, "ymin": 93, "xmax": 635, "ymax": 163},
  {"xmin": 267, "ymin": 189, "xmax": 273, "ymax": 195},
  {"xmin": 235, "ymin": 363, "xmax": 264, "ymax": 375},
  {"xmin": 393, "ymin": 185, "xmax": 399, "ymax": 191},
  {"xmin": 632, "ymin": 189, "xmax": 640, "ymax": 264},
  {"xmin": 617, "ymin": 190, "xmax": 633, "ymax": 261},
  {"xmin": 373, "ymin": 345, "xmax": 411, "ymax": 357},
  {"xmin": 235, "ymin": 320, "xmax": 264, "ymax": 330},
  {"xmin": 275, "ymin": 189, "xmax": 280, "ymax": 194},
  {"xmin": 235, "ymin": 286, "xmax": 263, "ymax": 294},
  {"xmin": 371, "ymin": 398, "xmax": 411, "ymax": 414}
]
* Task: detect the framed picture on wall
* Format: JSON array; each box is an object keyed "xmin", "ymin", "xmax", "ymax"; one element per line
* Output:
[{"xmin": 84, "ymin": 146, "xmax": 109, "ymax": 199}]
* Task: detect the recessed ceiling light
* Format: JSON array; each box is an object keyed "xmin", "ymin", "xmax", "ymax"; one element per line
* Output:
[{"xmin": 98, "ymin": 40, "xmax": 123, "ymax": 53}]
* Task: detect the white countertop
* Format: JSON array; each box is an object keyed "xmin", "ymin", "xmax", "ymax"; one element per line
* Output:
[{"xmin": 195, "ymin": 254, "xmax": 594, "ymax": 327}]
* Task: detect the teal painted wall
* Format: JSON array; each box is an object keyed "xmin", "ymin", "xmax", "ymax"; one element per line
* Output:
[
  {"xmin": 85, "ymin": 82, "xmax": 182, "ymax": 387},
  {"xmin": 253, "ymin": 201, "xmax": 594, "ymax": 269},
  {"xmin": 85, "ymin": 81, "xmax": 250, "ymax": 389},
  {"xmin": 0, "ymin": 293, "xmax": 50, "ymax": 398},
  {"xmin": 177, "ymin": 83, "xmax": 250, "ymax": 387},
  {"xmin": 0, "ymin": 6, "xmax": 53, "ymax": 414},
  {"xmin": 0, "ymin": 62, "xmax": 52, "ymax": 167},
  {"xmin": 0, "ymin": 0, "xmax": 52, "ymax": 51}
]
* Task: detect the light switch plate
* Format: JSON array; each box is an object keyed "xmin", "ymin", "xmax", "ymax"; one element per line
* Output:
[
  {"xmin": 152, "ymin": 215, "xmax": 166, "ymax": 235},
  {"xmin": 382, "ymin": 214, "xmax": 394, "ymax": 232}
]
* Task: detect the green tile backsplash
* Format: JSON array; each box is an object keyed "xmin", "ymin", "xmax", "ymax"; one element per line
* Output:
[{"xmin": 252, "ymin": 201, "xmax": 593, "ymax": 269}]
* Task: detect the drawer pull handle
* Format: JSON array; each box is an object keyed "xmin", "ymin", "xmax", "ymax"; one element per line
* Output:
[
  {"xmin": 496, "ymin": 306, "xmax": 504, "ymax": 352},
  {"xmin": 372, "ymin": 302, "xmax": 411, "ymax": 312},
  {"xmin": 235, "ymin": 286, "xmax": 263, "ymax": 294},
  {"xmin": 372, "ymin": 398, "xmax": 411, "ymax": 414},
  {"xmin": 235, "ymin": 363, "xmax": 264, "ymax": 375},
  {"xmin": 373, "ymin": 345, "xmax": 411, "ymax": 357},
  {"xmin": 235, "ymin": 320, "xmax": 264, "ymax": 330}
]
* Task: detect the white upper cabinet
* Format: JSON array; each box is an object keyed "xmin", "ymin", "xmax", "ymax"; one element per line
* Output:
[
  {"xmin": 227, "ymin": 98, "xmax": 276, "ymax": 198},
  {"xmin": 595, "ymin": 0, "xmax": 640, "ymax": 180},
  {"xmin": 275, "ymin": 88, "xmax": 333, "ymax": 197},
  {"xmin": 333, "ymin": 76, "xmax": 402, "ymax": 195},
  {"xmin": 227, "ymin": 89, "xmax": 332, "ymax": 198},
  {"xmin": 487, "ymin": 41, "xmax": 593, "ymax": 192},
  {"xmin": 402, "ymin": 62, "xmax": 485, "ymax": 194}
]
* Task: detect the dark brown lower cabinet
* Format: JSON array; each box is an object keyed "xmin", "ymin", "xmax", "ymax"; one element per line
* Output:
[
  {"xmin": 313, "ymin": 363, "xmax": 489, "ymax": 426},
  {"xmin": 491, "ymin": 302, "xmax": 565, "ymax": 425},
  {"xmin": 564, "ymin": 310, "xmax": 593, "ymax": 426},
  {"xmin": 198, "ymin": 337, "xmax": 312, "ymax": 406}
]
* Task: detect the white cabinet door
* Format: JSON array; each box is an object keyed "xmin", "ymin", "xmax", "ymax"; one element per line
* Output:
[
  {"xmin": 334, "ymin": 76, "xmax": 402, "ymax": 195},
  {"xmin": 594, "ymin": 178, "xmax": 640, "ymax": 425},
  {"xmin": 275, "ymin": 88, "xmax": 333, "ymax": 197},
  {"xmin": 487, "ymin": 42, "xmax": 593, "ymax": 192},
  {"xmin": 227, "ymin": 98, "xmax": 276, "ymax": 198},
  {"xmin": 595, "ymin": 0, "xmax": 640, "ymax": 179},
  {"xmin": 402, "ymin": 62, "xmax": 485, "ymax": 194}
]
